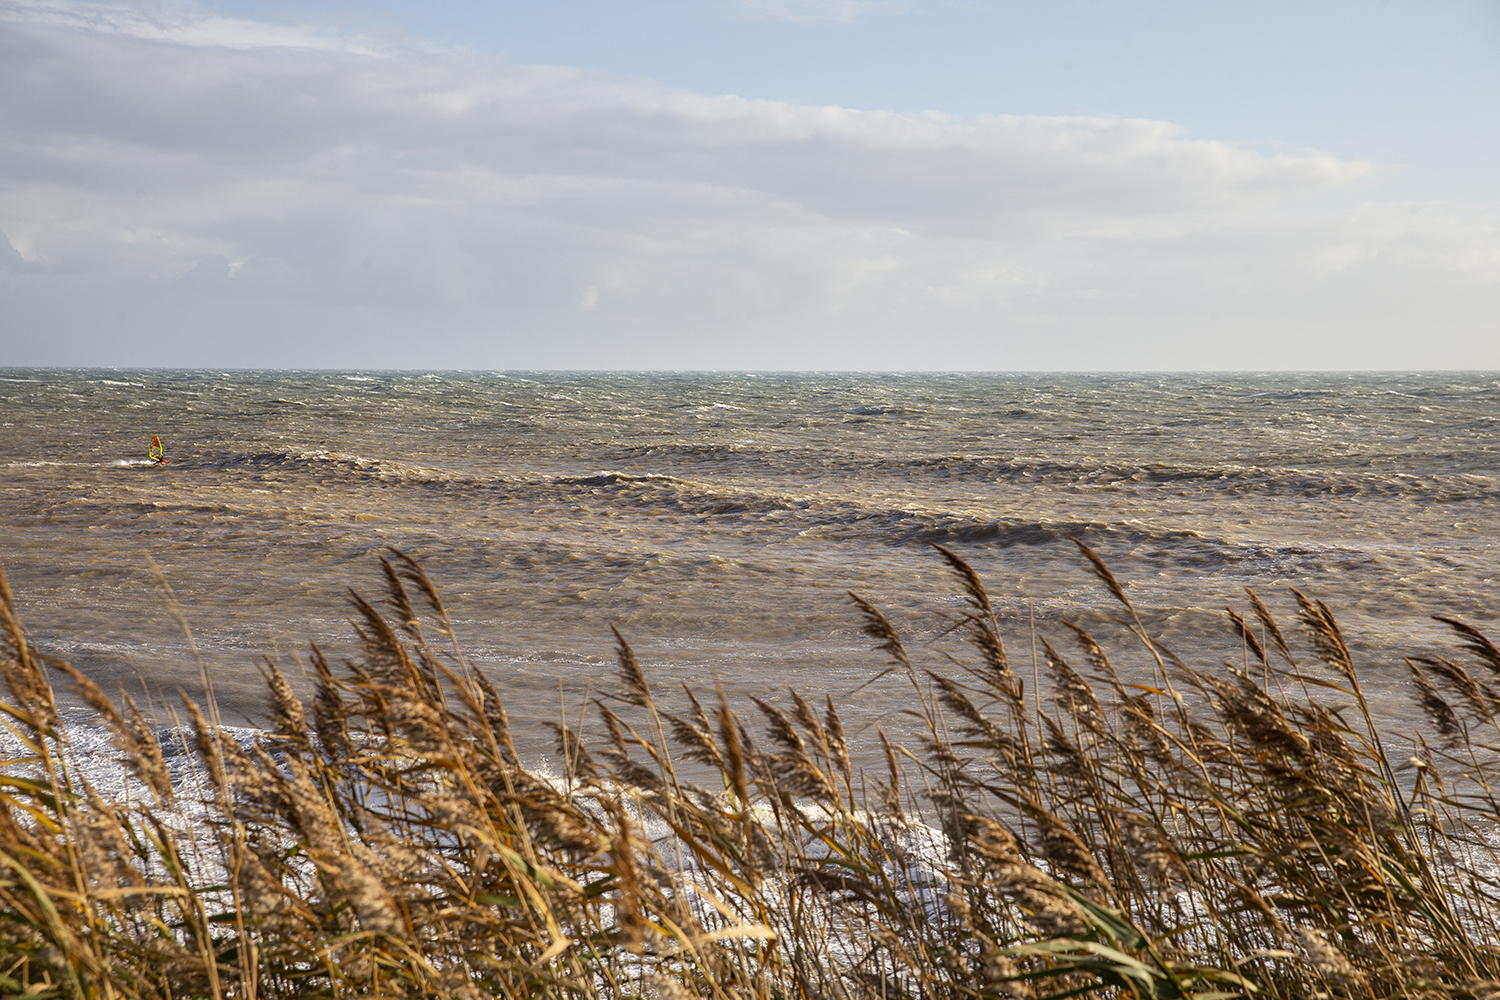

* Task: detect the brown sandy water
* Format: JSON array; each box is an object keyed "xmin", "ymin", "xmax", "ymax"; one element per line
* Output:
[{"xmin": 2, "ymin": 369, "xmax": 1497, "ymax": 769}]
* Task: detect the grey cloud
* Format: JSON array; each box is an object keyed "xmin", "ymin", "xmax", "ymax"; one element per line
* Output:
[
  {"xmin": 0, "ymin": 231, "xmax": 23, "ymax": 269},
  {"xmin": 0, "ymin": 0, "xmax": 1495, "ymax": 369},
  {"xmin": 0, "ymin": 9, "xmax": 1368, "ymax": 226},
  {"xmin": 176, "ymin": 253, "xmax": 229, "ymax": 285}
]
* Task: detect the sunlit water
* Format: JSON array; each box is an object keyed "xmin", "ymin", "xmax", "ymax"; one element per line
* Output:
[{"xmin": 3, "ymin": 370, "xmax": 1496, "ymax": 768}]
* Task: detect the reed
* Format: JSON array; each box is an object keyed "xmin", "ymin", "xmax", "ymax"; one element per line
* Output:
[{"xmin": 2, "ymin": 543, "xmax": 1500, "ymax": 999}]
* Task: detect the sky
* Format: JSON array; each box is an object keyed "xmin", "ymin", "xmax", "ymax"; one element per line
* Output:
[{"xmin": 1, "ymin": 0, "xmax": 1498, "ymax": 370}]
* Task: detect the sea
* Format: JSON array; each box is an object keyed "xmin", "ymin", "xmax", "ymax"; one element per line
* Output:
[{"xmin": 2, "ymin": 370, "xmax": 1497, "ymax": 770}]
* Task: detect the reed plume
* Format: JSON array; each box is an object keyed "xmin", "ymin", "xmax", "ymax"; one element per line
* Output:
[{"xmin": 0, "ymin": 545, "xmax": 1497, "ymax": 1000}]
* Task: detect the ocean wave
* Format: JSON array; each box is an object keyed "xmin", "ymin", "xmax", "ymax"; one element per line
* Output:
[
  {"xmin": 81, "ymin": 440, "xmax": 1481, "ymax": 579},
  {"xmin": 527, "ymin": 470, "xmax": 1312, "ymax": 567},
  {"xmin": 904, "ymin": 518, "xmax": 1129, "ymax": 548},
  {"xmin": 843, "ymin": 404, "xmax": 923, "ymax": 417},
  {"xmin": 198, "ymin": 449, "xmax": 460, "ymax": 482},
  {"xmin": 558, "ymin": 471, "xmax": 692, "ymax": 488},
  {"xmin": 167, "ymin": 453, "xmax": 1440, "ymax": 568},
  {"xmin": 602, "ymin": 444, "xmax": 1498, "ymax": 503},
  {"xmin": 895, "ymin": 455, "xmax": 1500, "ymax": 503},
  {"xmin": 0, "ymin": 716, "xmax": 262, "ymax": 806},
  {"xmin": 607, "ymin": 442, "xmax": 821, "ymax": 469}
]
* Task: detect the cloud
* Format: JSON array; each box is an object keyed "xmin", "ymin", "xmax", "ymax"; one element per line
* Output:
[
  {"xmin": 0, "ymin": 0, "xmax": 1496, "ymax": 369},
  {"xmin": 729, "ymin": 0, "xmax": 912, "ymax": 25},
  {"xmin": 2, "ymin": 0, "xmax": 392, "ymax": 53}
]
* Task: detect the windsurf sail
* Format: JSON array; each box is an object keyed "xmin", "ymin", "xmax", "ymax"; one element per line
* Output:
[{"xmin": 149, "ymin": 435, "xmax": 165, "ymax": 463}]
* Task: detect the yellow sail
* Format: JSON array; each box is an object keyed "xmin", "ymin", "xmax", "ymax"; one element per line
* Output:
[{"xmin": 149, "ymin": 435, "xmax": 164, "ymax": 461}]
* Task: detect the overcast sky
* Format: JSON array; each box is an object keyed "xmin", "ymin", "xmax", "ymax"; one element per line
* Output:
[{"xmin": 2, "ymin": 0, "xmax": 1498, "ymax": 370}]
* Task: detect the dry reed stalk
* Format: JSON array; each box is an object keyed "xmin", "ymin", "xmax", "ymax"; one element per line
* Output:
[
  {"xmin": 1245, "ymin": 587, "xmax": 1296, "ymax": 669},
  {"xmin": 4, "ymin": 553, "xmax": 1500, "ymax": 999},
  {"xmin": 1409, "ymin": 657, "xmax": 1463, "ymax": 737},
  {"xmin": 1041, "ymin": 638, "xmax": 1104, "ymax": 738},
  {"xmin": 1435, "ymin": 615, "xmax": 1500, "ymax": 677}
]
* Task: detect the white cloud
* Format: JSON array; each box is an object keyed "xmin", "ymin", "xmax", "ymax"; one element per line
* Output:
[
  {"xmin": 0, "ymin": 0, "xmax": 1496, "ymax": 369},
  {"xmin": 1, "ymin": 0, "xmax": 392, "ymax": 53},
  {"xmin": 730, "ymin": 0, "xmax": 912, "ymax": 25}
]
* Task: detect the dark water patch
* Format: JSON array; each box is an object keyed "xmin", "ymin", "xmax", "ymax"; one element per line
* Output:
[{"xmin": 555, "ymin": 471, "xmax": 692, "ymax": 489}]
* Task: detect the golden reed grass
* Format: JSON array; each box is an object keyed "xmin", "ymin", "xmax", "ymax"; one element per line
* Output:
[{"xmin": 2, "ymin": 543, "xmax": 1500, "ymax": 998}]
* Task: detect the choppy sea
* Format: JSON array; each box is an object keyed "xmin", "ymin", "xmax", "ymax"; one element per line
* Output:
[{"xmin": 3, "ymin": 370, "xmax": 1497, "ymax": 768}]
